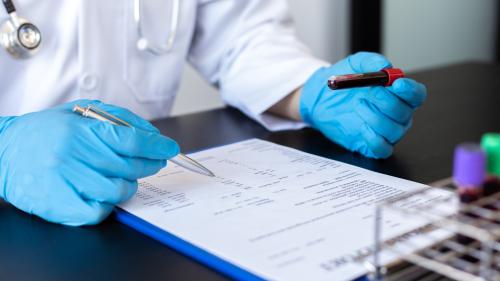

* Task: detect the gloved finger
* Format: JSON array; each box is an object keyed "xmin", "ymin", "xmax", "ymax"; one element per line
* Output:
[
  {"xmin": 387, "ymin": 78, "xmax": 427, "ymax": 108},
  {"xmin": 71, "ymin": 126, "xmax": 167, "ymax": 179},
  {"xmin": 70, "ymin": 172, "xmax": 138, "ymax": 205},
  {"xmin": 356, "ymin": 100, "xmax": 407, "ymax": 144},
  {"xmin": 91, "ymin": 122, "xmax": 180, "ymax": 160},
  {"xmin": 95, "ymin": 156, "xmax": 166, "ymax": 181},
  {"xmin": 52, "ymin": 195, "xmax": 114, "ymax": 226},
  {"xmin": 65, "ymin": 200, "xmax": 114, "ymax": 226},
  {"xmin": 337, "ymin": 52, "xmax": 392, "ymax": 74},
  {"xmin": 92, "ymin": 103, "xmax": 160, "ymax": 133},
  {"xmin": 359, "ymin": 123, "xmax": 394, "ymax": 159},
  {"xmin": 361, "ymin": 87, "xmax": 413, "ymax": 125}
]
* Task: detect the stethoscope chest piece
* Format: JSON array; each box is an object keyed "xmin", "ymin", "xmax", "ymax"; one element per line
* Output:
[
  {"xmin": 1, "ymin": 0, "xmax": 41, "ymax": 59},
  {"xmin": 1, "ymin": 15, "xmax": 41, "ymax": 58}
]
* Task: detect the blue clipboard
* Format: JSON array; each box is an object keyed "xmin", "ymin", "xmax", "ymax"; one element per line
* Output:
[
  {"xmin": 114, "ymin": 209, "xmax": 370, "ymax": 281},
  {"xmin": 114, "ymin": 209, "xmax": 265, "ymax": 281}
]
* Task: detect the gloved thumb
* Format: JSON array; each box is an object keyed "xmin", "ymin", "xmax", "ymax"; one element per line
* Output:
[{"xmin": 338, "ymin": 52, "xmax": 392, "ymax": 74}]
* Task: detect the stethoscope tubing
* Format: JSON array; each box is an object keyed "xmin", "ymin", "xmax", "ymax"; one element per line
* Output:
[{"xmin": 134, "ymin": 0, "xmax": 179, "ymax": 55}]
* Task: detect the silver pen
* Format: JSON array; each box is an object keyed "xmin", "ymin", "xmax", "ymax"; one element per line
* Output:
[{"xmin": 73, "ymin": 105, "xmax": 215, "ymax": 177}]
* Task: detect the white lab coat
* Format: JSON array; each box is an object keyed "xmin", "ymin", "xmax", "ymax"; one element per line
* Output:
[{"xmin": 0, "ymin": 0, "xmax": 327, "ymax": 130}]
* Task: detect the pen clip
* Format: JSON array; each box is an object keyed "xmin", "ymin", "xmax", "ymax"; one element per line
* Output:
[
  {"xmin": 88, "ymin": 105, "xmax": 132, "ymax": 127},
  {"xmin": 74, "ymin": 105, "xmax": 132, "ymax": 127}
]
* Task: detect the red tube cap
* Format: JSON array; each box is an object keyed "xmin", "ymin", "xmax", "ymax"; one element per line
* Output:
[{"xmin": 382, "ymin": 68, "xmax": 405, "ymax": 86}]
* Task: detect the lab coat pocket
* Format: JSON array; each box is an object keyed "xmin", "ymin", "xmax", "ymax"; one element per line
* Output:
[
  {"xmin": 123, "ymin": 0, "xmax": 184, "ymax": 103},
  {"xmin": 123, "ymin": 49, "xmax": 183, "ymax": 102}
]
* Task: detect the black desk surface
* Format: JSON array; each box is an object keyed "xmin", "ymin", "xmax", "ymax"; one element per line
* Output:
[{"xmin": 1, "ymin": 62, "xmax": 499, "ymax": 281}]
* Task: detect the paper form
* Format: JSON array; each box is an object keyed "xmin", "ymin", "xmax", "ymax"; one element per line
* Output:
[{"xmin": 119, "ymin": 139, "xmax": 455, "ymax": 281}]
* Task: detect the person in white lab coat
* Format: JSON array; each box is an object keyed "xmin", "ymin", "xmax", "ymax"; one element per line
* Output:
[{"xmin": 0, "ymin": 0, "xmax": 426, "ymax": 225}]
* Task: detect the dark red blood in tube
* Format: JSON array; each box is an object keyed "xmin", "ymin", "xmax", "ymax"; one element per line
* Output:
[{"xmin": 327, "ymin": 68, "xmax": 405, "ymax": 90}]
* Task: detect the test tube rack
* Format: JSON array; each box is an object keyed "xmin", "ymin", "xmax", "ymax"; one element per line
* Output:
[{"xmin": 364, "ymin": 181, "xmax": 499, "ymax": 281}]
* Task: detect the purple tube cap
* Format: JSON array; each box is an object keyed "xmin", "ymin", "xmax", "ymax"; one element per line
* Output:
[{"xmin": 453, "ymin": 143, "xmax": 486, "ymax": 188}]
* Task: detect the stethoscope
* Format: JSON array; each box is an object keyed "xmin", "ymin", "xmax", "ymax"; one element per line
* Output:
[{"xmin": 0, "ymin": 0, "xmax": 179, "ymax": 59}]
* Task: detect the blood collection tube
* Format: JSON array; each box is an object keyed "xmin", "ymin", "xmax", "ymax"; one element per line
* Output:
[
  {"xmin": 327, "ymin": 68, "xmax": 405, "ymax": 90},
  {"xmin": 481, "ymin": 133, "xmax": 500, "ymax": 197},
  {"xmin": 453, "ymin": 143, "xmax": 486, "ymax": 244},
  {"xmin": 453, "ymin": 143, "xmax": 486, "ymax": 203}
]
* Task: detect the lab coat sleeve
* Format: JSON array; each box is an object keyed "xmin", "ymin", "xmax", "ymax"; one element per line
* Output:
[{"xmin": 188, "ymin": 0, "xmax": 329, "ymax": 131}]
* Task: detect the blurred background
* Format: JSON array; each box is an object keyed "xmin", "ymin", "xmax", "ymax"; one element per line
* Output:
[{"xmin": 171, "ymin": 0, "xmax": 498, "ymax": 116}]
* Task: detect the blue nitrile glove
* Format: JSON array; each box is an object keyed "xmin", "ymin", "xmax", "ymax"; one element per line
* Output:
[
  {"xmin": 0, "ymin": 100, "xmax": 179, "ymax": 226},
  {"xmin": 300, "ymin": 52, "xmax": 427, "ymax": 158}
]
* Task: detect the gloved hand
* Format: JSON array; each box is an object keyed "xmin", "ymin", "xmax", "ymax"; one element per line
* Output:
[
  {"xmin": 0, "ymin": 100, "xmax": 179, "ymax": 226},
  {"xmin": 300, "ymin": 52, "xmax": 427, "ymax": 158}
]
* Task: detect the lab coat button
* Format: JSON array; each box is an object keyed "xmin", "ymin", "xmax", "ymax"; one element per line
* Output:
[{"xmin": 80, "ymin": 74, "xmax": 100, "ymax": 91}]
